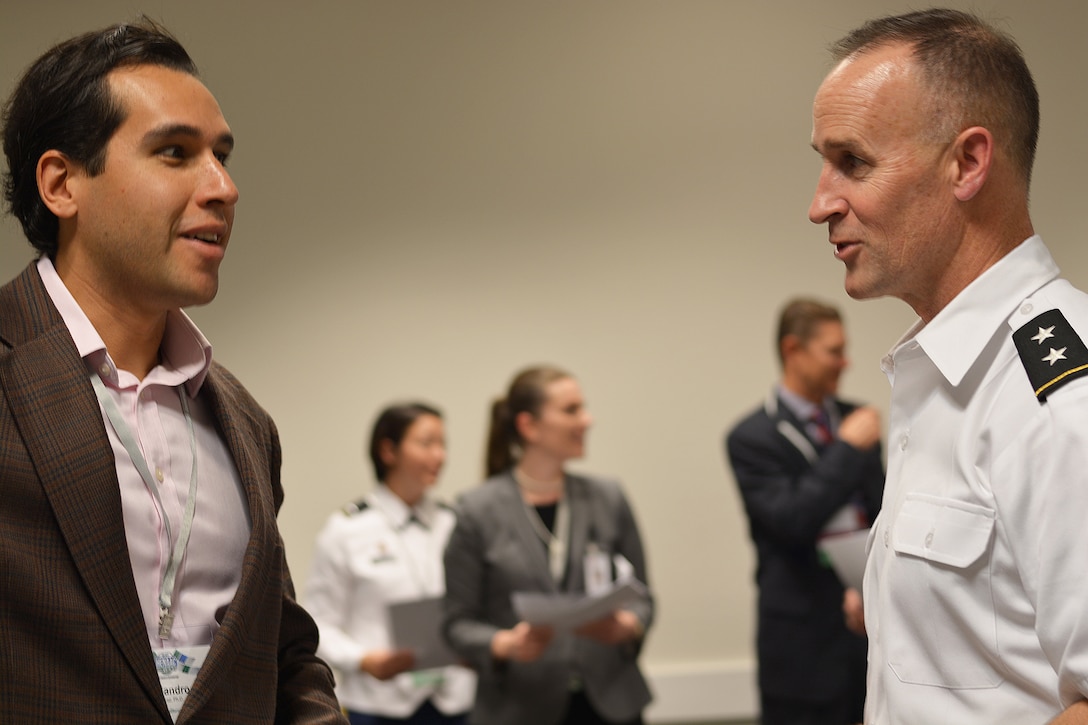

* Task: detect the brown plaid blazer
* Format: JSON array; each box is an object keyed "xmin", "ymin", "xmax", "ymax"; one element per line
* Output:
[{"xmin": 0, "ymin": 263, "xmax": 347, "ymax": 724}]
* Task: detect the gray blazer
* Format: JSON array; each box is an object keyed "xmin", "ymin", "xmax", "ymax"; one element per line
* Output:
[{"xmin": 443, "ymin": 471, "xmax": 653, "ymax": 725}]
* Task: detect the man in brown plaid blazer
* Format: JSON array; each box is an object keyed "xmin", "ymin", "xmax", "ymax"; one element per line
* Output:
[{"xmin": 0, "ymin": 19, "xmax": 347, "ymax": 724}]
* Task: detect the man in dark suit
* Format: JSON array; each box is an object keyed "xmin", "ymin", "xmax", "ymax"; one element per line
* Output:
[
  {"xmin": 725, "ymin": 298, "xmax": 884, "ymax": 725},
  {"xmin": 0, "ymin": 19, "xmax": 346, "ymax": 723}
]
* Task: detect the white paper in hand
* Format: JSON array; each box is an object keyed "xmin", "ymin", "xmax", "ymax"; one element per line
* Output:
[
  {"xmin": 388, "ymin": 596, "xmax": 460, "ymax": 670},
  {"xmin": 511, "ymin": 580, "xmax": 647, "ymax": 631}
]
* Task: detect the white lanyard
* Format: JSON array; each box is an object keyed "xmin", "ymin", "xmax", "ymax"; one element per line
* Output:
[
  {"xmin": 522, "ymin": 494, "xmax": 569, "ymax": 583},
  {"xmin": 90, "ymin": 373, "xmax": 198, "ymax": 640}
]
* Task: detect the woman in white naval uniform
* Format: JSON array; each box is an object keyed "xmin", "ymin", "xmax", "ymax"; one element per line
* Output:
[{"xmin": 306, "ymin": 403, "xmax": 476, "ymax": 725}]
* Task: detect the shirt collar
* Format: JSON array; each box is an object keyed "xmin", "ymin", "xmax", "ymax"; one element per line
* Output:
[
  {"xmin": 36, "ymin": 256, "xmax": 214, "ymax": 396},
  {"xmin": 883, "ymin": 235, "xmax": 1059, "ymax": 387},
  {"xmin": 372, "ymin": 484, "xmax": 435, "ymax": 530},
  {"xmin": 775, "ymin": 383, "xmax": 831, "ymax": 422}
]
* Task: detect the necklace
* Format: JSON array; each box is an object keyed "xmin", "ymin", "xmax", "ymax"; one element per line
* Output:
[{"xmin": 514, "ymin": 466, "xmax": 564, "ymax": 500}]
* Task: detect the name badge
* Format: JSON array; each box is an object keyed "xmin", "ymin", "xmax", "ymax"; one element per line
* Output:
[
  {"xmin": 584, "ymin": 544, "xmax": 612, "ymax": 596},
  {"xmin": 154, "ymin": 645, "xmax": 210, "ymax": 722}
]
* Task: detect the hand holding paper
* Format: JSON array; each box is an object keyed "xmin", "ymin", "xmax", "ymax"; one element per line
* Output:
[
  {"xmin": 360, "ymin": 648, "xmax": 416, "ymax": 680},
  {"xmin": 512, "ymin": 580, "xmax": 648, "ymax": 632},
  {"xmin": 575, "ymin": 608, "xmax": 644, "ymax": 645},
  {"xmin": 388, "ymin": 596, "xmax": 461, "ymax": 671},
  {"xmin": 490, "ymin": 621, "xmax": 555, "ymax": 662}
]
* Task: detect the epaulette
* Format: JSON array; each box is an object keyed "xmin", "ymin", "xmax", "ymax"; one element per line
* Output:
[
  {"xmin": 1013, "ymin": 308, "xmax": 1088, "ymax": 402},
  {"xmin": 341, "ymin": 499, "xmax": 369, "ymax": 516}
]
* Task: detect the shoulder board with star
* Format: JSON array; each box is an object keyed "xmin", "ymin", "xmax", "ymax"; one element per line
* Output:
[
  {"xmin": 341, "ymin": 499, "xmax": 369, "ymax": 516},
  {"xmin": 1013, "ymin": 309, "xmax": 1088, "ymax": 402}
]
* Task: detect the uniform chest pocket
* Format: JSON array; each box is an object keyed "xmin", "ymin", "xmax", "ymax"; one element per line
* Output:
[
  {"xmin": 894, "ymin": 495, "xmax": 994, "ymax": 566},
  {"xmin": 347, "ymin": 539, "xmax": 414, "ymax": 597},
  {"xmin": 886, "ymin": 494, "xmax": 1005, "ymax": 689}
]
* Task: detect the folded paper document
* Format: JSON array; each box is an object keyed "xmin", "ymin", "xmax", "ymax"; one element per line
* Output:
[
  {"xmin": 389, "ymin": 596, "xmax": 460, "ymax": 670},
  {"xmin": 512, "ymin": 580, "xmax": 647, "ymax": 631},
  {"xmin": 818, "ymin": 528, "xmax": 871, "ymax": 592}
]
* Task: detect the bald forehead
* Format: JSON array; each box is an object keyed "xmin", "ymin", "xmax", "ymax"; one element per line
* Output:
[
  {"xmin": 812, "ymin": 42, "xmax": 935, "ymax": 148},
  {"xmin": 820, "ymin": 42, "xmax": 920, "ymax": 101}
]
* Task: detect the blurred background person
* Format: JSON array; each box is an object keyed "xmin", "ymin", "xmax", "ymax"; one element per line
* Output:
[
  {"xmin": 725, "ymin": 299, "xmax": 884, "ymax": 725},
  {"xmin": 442, "ymin": 365, "xmax": 652, "ymax": 725},
  {"xmin": 306, "ymin": 403, "xmax": 475, "ymax": 725}
]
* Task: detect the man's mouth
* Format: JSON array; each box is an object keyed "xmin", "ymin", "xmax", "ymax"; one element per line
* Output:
[{"xmin": 834, "ymin": 241, "xmax": 860, "ymax": 259}]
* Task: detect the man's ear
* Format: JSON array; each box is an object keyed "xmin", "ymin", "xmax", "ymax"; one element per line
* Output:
[
  {"xmin": 950, "ymin": 126, "xmax": 994, "ymax": 202},
  {"xmin": 36, "ymin": 150, "xmax": 81, "ymax": 219},
  {"xmin": 781, "ymin": 334, "xmax": 802, "ymax": 362}
]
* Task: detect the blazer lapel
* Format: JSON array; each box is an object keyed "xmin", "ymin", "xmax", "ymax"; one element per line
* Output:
[
  {"xmin": 499, "ymin": 473, "xmax": 558, "ymax": 592},
  {"xmin": 564, "ymin": 476, "xmax": 591, "ymax": 594},
  {"xmin": 174, "ymin": 368, "xmax": 271, "ymax": 719},
  {"xmin": 766, "ymin": 393, "xmax": 821, "ymax": 464},
  {"xmin": 0, "ymin": 268, "xmax": 167, "ymax": 717}
]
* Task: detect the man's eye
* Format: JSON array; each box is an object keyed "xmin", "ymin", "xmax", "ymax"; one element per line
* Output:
[
  {"xmin": 842, "ymin": 154, "xmax": 867, "ymax": 173},
  {"xmin": 158, "ymin": 145, "xmax": 185, "ymax": 160}
]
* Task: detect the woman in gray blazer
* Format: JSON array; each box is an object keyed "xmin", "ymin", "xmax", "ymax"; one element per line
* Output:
[{"xmin": 443, "ymin": 365, "xmax": 653, "ymax": 725}]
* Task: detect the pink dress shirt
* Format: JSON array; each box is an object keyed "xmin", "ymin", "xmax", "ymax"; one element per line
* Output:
[{"xmin": 37, "ymin": 257, "xmax": 250, "ymax": 649}]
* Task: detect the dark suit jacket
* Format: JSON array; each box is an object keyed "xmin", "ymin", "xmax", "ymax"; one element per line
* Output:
[
  {"xmin": 443, "ymin": 472, "xmax": 653, "ymax": 725},
  {"xmin": 726, "ymin": 394, "xmax": 884, "ymax": 704},
  {"xmin": 0, "ymin": 263, "xmax": 346, "ymax": 724}
]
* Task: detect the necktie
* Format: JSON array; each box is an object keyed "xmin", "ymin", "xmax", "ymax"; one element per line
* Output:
[{"xmin": 810, "ymin": 408, "xmax": 833, "ymax": 445}]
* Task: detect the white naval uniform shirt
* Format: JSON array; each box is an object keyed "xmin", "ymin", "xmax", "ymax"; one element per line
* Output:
[
  {"xmin": 304, "ymin": 485, "xmax": 476, "ymax": 717},
  {"xmin": 865, "ymin": 236, "xmax": 1088, "ymax": 724}
]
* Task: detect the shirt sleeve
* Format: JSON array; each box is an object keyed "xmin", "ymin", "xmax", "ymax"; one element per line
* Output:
[
  {"xmin": 994, "ymin": 382, "xmax": 1088, "ymax": 706},
  {"xmin": 441, "ymin": 501, "xmax": 503, "ymax": 672},
  {"xmin": 304, "ymin": 517, "xmax": 367, "ymax": 672}
]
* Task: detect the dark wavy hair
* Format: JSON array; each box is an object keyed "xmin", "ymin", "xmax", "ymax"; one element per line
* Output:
[{"xmin": 2, "ymin": 17, "xmax": 197, "ymax": 257}]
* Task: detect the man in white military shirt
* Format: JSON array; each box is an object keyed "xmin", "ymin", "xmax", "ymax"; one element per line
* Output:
[{"xmin": 808, "ymin": 8, "xmax": 1088, "ymax": 725}]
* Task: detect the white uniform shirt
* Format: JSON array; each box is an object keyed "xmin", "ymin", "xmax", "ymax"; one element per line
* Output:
[
  {"xmin": 305, "ymin": 485, "xmax": 476, "ymax": 717},
  {"xmin": 866, "ymin": 236, "xmax": 1088, "ymax": 724}
]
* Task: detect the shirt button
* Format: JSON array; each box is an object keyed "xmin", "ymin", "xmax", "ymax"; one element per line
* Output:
[
  {"xmin": 925, "ymin": 531, "xmax": 934, "ymax": 547},
  {"xmin": 1020, "ymin": 303, "xmax": 1034, "ymax": 315},
  {"xmin": 98, "ymin": 362, "xmax": 111, "ymax": 377},
  {"xmin": 155, "ymin": 467, "xmax": 164, "ymax": 484},
  {"xmin": 883, "ymin": 529, "xmax": 890, "ymax": 547},
  {"xmin": 899, "ymin": 433, "xmax": 910, "ymax": 450}
]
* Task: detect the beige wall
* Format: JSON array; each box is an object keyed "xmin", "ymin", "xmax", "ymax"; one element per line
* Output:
[{"xmin": 2, "ymin": 1, "xmax": 1085, "ymax": 718}]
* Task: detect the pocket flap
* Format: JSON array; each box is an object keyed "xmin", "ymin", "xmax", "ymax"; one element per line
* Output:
[{"xmin": 892, "ymin": 494, "xmax": 995, "ymax": 568}]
